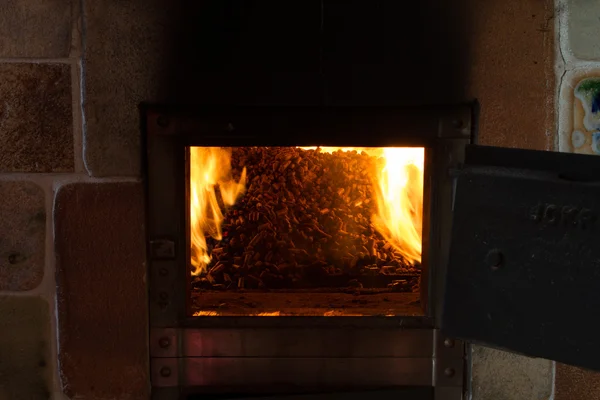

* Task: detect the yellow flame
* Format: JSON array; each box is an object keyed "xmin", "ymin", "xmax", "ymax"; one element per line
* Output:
[
  {"xmin": 301, "ymin": 147, "xmax": 424, "ymax": 263},
  {"xmin": 190, "ymin": 146, "xmax": 424, "ymax": 277},
  {"xmin": 371, "ymin": 148, "xmax": 424, "ymax": 264},
  {"xmin": 189, "ymin": 147, "xmax": 247, "ymax": 276}
]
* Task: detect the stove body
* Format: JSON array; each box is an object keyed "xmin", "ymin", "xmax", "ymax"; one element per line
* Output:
[{"xmin": 144, "ymin": 104, "xmax": 477, "ymax": 400}]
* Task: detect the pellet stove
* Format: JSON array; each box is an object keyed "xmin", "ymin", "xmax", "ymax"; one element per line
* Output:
[
  {"xmin": 144, "ymin": 103, "xmax": 600, "ymax": 400},
  {"xmin": 144, "ymin": 103, "xmax": 474, "ymax": 400}
]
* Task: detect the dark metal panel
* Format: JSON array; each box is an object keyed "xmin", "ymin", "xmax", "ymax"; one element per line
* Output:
[
  {"xmin": 192, "ymin": 388, "xmax": 435, "ymax": 400},
  {"xmin": 443, "ymin": 155, "xmax": 600, "ymax": 370},
  {"xmin": 427, "ymin": 139, "xmax": 469, "ymax": 325},
  {"xmin": 146, "ymin": 110, "xmax": 189, "ymax": 326},
  {"xmin": 181, "ymin": 328, "xmax": 433, "ymax": 358},
  {"xmin": 182, "ymin": 357, "xmax": 433, "ymax": 387},
  {"xmin": 142, "ymin": 104, "xmax": 472, "ymax": 146},
  {"xmin": 152, "ymin": 357, "xmax": 180, "ymax": 387}
]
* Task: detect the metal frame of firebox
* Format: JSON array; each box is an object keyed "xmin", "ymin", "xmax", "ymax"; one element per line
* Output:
[{"xmin": 142, "ymin": 104, "xmax": 477, "ymax": 400}]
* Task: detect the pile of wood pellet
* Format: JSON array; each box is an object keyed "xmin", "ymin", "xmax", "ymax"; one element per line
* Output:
[{"xmin": 192, "ymin": 147, "xmax": 420, "ymax": 292}]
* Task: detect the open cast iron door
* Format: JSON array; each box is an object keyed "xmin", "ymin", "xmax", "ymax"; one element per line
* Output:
[{"xmin": 442, "ymin": 144, "xmax": 600, "ymax": 370}]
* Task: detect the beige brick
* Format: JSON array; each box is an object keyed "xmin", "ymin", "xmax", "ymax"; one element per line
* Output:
[
  {"xmin": 471, "ymin": 346, "xmax": 553, "ymax": 400},
  {"xmin": 566, "ymin": 0, "xmax": 600, "ymax": 61}
]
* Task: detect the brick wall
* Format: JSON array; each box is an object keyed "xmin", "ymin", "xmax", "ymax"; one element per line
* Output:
[
  {"xmin": 0, "ymin": 0, "xmax": 556, "ymax": 399},
  {"xmin": 0, "ymin": 1, "xmax": 149, "ymax": 399}
]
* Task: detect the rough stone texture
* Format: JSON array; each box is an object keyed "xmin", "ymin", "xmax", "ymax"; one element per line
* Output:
[
  {"xmin": 0, "ymin": 0, "xmax": 72, "ymax": 58},
  {"xmin": 0, "ymin": 296, "xmax": 51, "ymax": 400},
  {"xmin": 0, "ymin": 63, "xmax": 73, "ymax": 172},
  {"xmin": 566, "ymin": 0, "xmax": 600, "ymax": 61},
  {"xmin": 0, "ymin": 181, "xmax": 45, "ymax": 291},
  {"xmin": 83, "ymin": 0, "xmax": 173, "ymax": 177},
  {"xmin": 466, "ymin": 0, "xmax": 555, "ymax": 150},
  {"xmin": 555, "ymin": 364, "xmax": 600, "ymax": 399},
  {"xmin": 471, "ymin": 346, "xmax": 554, "ymax": 400},
  {"xmin": 54, "ymin": 183, "xmax": 148, "ymax": 399}
]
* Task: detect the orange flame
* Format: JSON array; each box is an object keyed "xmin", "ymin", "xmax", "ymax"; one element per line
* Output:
[
  {"xmin": 301, "ymin": 147, "xmax": 424, "ymax": 263},
  {"xmin": 189, "ymin": 147, "xmax": 247, "ymax": 276},
  {"xmin": 190, "ymin": 146, "xmax": 424, "ymax": 277},
  {"xmin": 371, "ymin": 148, "xmax": 424, "ymax": 264}
]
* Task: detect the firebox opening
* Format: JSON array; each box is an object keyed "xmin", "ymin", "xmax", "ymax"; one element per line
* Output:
[{"xmin": 188, "ymin": 146, "xmax": 426, "ymax": 317}]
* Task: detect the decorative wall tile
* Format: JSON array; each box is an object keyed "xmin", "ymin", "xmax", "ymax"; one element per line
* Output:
[
  {"xmin": 0, "ymin": 181, "xmax": 45, "ymax": 291},
  {"xmin": 0, "ymin": 296, "xmax": 51, "ymax": 400},
  {"xmin": 54, "ymin": 182, "xmax": 148, "ymax": 399},
  {"xmin": 558, "ymin": 71, "xmax": 600, "ymax": 154},
  {"xmin": 574, "ymin": 77, "xmax": 600, "ymax": 154},
  {"xmin": 0, "ymin": 0, "xmax": 72, "ymax": 58},
  {"xmin": 566, "ymin": 0, "xmax": 600, "ymax": 61},
  {"xmin": 0, "ymin": 63, "xmax": 73, "ymax": 172}
]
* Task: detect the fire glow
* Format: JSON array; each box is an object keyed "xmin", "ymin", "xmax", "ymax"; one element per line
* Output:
[
  {"xmin": 189, "ymin": 147, "xmax": 247, "ymax": 275},
  {"xmin": 189, "ymin": 146, "xmax": 424, "ymax": 276}
]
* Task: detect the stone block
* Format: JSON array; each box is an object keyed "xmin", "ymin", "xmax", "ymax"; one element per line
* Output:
[
  {"xmin": 0, "ymin": 0, "xmax": 72, "ymax": 58},
  {"xmin": 465, "ymin": 0, "xmax": 554, "ymax": 150},
  {"xmin": 0, "ymin": 180, "xmax": 45, "ymax": 291},
  {"xmin": 566, "ymin": 0, "xmax": 600, "ymax": 61},
  {"xmin": 0, "ymin": 296, "xmax": 51, "ymax": 400},
  {"xmin": 54, "ymin": 182, "xmax": 148, "ymax": 399},
  {"xmin": 471, "ymin": 346, "xmax": 553, "ymax": 400},
  {"xmin": 0, "ymin": 63, "xmax": 73, "ymax": 172},
  {"xmin": 555, "ymin": 363, "xmax": 600, "ymax": 399},
  {"xmin": 83, "ymin": 0, "xmax": 173, "ymax": 177}
]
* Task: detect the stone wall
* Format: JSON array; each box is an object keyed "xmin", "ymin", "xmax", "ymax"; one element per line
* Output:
[{"xmin": 0, "ymin": 0, "xmax": 556, "ymax": 399}]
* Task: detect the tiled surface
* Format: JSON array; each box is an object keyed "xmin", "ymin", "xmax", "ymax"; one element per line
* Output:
[
  {"xmin": 0, "ymin": 296, "xmax": 51, "ymax": 400},
  {"xmin": 0, "ymin": 0, "xmax": 72, "ymax": 58},
  {"xmin": 471, "ymin": 346, "xmax": 554, "ymax": 400},
  {"xmin": 82, "ymin": 0, "xmax": 173, "ymax": 177},
  {"xmin": 54, "ymin": 183, "xmax": 148, "ymax": 399},
  {"xmin": 0, "ymin": 181, "xmax": 45, "ymax": 291},
  {"xmin": 0, "ymin": 63, "xmax": 73, "ymax": 172},
  {"xmin": 566, "ymin": 0, "xmax": 600, "ymax": 61}
]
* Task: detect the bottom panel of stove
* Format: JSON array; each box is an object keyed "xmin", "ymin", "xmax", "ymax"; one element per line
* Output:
[
  {"xmin": 190, "ymin": 290, "xmax": 422, "ymax": 316},
  {"xmin": 152, "ymin": 357, "xmax": 433, "ymax": 387},
  {"xmin": 150, "ymin": 327, "xmax": 464, "ymax": 399}
]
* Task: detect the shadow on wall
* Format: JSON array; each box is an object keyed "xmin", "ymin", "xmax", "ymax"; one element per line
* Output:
[{"xmin": 160, "ymin": 0, "xmax": 473, "ymax": 107}]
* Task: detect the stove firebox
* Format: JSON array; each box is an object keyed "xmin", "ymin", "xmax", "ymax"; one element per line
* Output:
[
  {"xmin": 144, "ymin": 104, "xmax": 475, "ymax": 399},
  {"xmin": 189, "ymin": 145, "xmax": 425, "ymax": 317}
]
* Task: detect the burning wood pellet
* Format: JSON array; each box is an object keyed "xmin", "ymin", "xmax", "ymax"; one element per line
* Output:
[{"xmin": 190, "ymin": 147, "xmax": 424, "ymax": 293}]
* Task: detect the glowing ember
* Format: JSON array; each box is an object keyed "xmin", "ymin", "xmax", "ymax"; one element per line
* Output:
[
  {"xmin": 193, "ymin": 310, "xmax": 218, "ymax": 316},
  {"xmin": 300, "ymin": 147, "xmax": 424, "ymax": 264},
  {"xmin": 189, "ymin": 146, "xmax": 425, "ymax": 280},
  {"xmin": 189, "ymin": 147, "xmax": 247, "ymax": 275}
]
